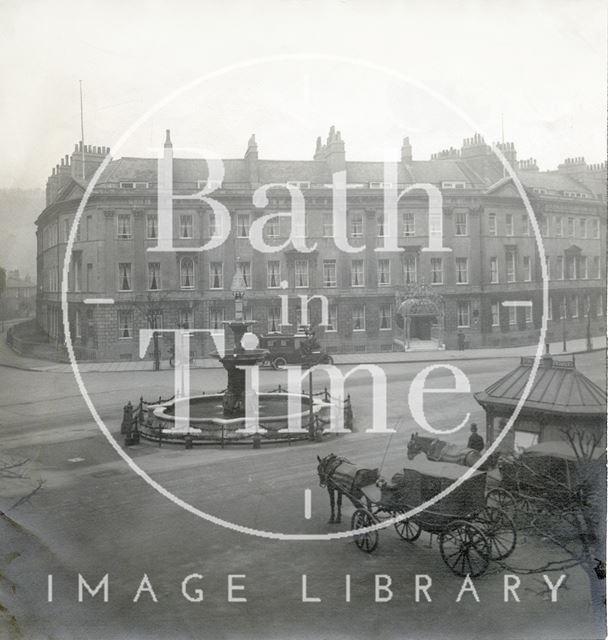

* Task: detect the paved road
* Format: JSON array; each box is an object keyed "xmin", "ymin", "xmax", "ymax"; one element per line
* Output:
[{"xmin": 0, "ymin": 353, "xmax": 605, "ymax": 639}]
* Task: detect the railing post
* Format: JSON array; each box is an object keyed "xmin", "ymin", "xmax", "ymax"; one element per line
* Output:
[{"xmin": 121, "ymin": 401, "xmax": 133, "ymax": 435}]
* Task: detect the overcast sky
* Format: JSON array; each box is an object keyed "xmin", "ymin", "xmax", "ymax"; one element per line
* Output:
[{"xmin": 0, "ymin": 0, "xmax": 606, "ymax": 189}]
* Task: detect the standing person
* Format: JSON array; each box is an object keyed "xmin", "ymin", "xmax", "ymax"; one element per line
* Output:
[{"xmin": 467, "ymin": 423, "xmax": 484, "ymax": 452}]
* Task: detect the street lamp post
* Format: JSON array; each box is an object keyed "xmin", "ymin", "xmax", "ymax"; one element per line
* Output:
[{"xmin": 561, "ymin": 297, "xmax": 567, "ymax": 352}]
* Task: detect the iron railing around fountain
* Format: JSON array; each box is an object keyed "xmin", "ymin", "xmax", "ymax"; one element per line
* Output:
[
  {"xmin": 121, "ymin": 387, "xmax": 354, "ymax": 448},
  {"xmin": 121, "ymin": 394, "xmax": 176, "ymax": 446}
]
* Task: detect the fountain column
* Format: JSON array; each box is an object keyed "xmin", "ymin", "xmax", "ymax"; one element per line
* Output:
[{"xmin": 217, "ymin": 269, "xmax": 267, "ymax": 417}]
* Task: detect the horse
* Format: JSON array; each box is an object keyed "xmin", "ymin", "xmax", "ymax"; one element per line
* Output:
[
  {"xmin": 316, "ymin": 453, "xmax": 346, "ymax": 524},
  {"xmin": 316, "ymin": 453, "xmax": 379, "ymax": 524},
  {"xmin": 407, "ymin": 432, "xmax": 500, "ymax": 470}
]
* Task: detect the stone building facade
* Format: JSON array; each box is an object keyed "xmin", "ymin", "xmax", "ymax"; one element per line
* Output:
[
  {"xmin": 35, "ymin": 132, "xmax": 606, "ymax": 361},
  {"xmin": 0, "ymin": 269, "xmax": 36, "ymax": 320}
]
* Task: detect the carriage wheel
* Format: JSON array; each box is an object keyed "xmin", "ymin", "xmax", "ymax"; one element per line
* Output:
[
  {"xmin": 474, "ymin": 506, "xmax": 517, "ymax": 560},
  {"xmin": 394, "ymin": 516, "xmax": 421, "ymax": 542},
  {"xmin": 272, "ymin": 356, "xmax": 287, "ymax": 370},
  {"xmin": 351, "ymin": 508, "xmax": 379, "ymax": 553},
  {"xmin": 486, "ymin": 488, "xmax": 516, "ymax": 514},
  {"xmin": 439, "ymin": 521, "xmax": 490, "ymax": 577}
]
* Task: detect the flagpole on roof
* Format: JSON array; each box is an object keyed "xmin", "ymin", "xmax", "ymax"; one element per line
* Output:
[{"xmin": 79, "ymin": 80, "xmax": 85, "ymax": 180}]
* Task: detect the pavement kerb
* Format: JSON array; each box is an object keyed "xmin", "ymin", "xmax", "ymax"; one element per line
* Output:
[{"xmin": 0, "ymin": 343, "xmax": 604, "ymax": 374}]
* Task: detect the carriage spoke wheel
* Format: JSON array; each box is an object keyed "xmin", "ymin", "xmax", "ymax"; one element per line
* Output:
[
  {"xmin": 351, "ymin": 508, "xmax": 379, "ymax": 553},
  {"xmin": 394, "ymin": 515, "xmax": 421, "ymax": 542},
  {"xmin": 474, "ymin": 506, "xmax": 517, "ymax": 560},
  {"xmin": 486, "ymin": 488, "xmax": 516, "ymax": 515},
  {"xmin": 439, "ymin": 521, "xmax": 490, "ymax": 577}
]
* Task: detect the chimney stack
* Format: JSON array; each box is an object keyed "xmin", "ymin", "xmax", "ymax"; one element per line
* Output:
[
  {"xmin": 245, "ymin": 134, "xmax": 259, "ymax": 185},
  {"xmin": 401, "ymin": 137, "xmax": 413, "ymax": 162}
]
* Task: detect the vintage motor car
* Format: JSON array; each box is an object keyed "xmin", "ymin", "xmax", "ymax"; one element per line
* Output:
[{"xmin": 258, "ymin": 330, "xmax": 334, "ymax": 369}]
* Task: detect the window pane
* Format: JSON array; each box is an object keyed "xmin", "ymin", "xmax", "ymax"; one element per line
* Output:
[
  {"xmin": 146, "ymin": 215, "xmax": 158, "ymax": 239},
  {"xmin": 181, "ymin": 258, "xmax": 194, "ymax": 288},
  {"xmin": 323, "ymin": 260, "xmax": 337, "ymax": 287},
  {"xmin": 295, "ymin": 260, "xmax": 309, "ymax": 287},
  {"xmin": 267, "ymin": 261, "xmax": 281, "ymax": 288},
  {"xmin": 118, "ymin": 263, "xmax": 131, "ymax": 290},
  {"xmin": 180, "ymin": 215, "xmax": 193, "ymax": 239},
  {"xmin": 378, "ymin": 259, "xmax": 390, "ymax": 286},
  {"xmin": 210, "ymin": 262, "xmax": 223, "ymax": 289},
  {"xmin": 456, "ymin": 258, "xmax": 468, "ymax": 284},
  {"xmin": 431, "ymin": 258, "xmax": 443, "ymax": 284},
  {"xmin": 148, "ymin": 263, "xmax": 161, "ymax": 290},
  {"xmin": 404, "ymin": 255, "xmax": 417, "ymax": 284}
]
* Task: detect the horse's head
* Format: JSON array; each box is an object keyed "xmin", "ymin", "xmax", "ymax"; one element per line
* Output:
[
  {"xmin": 317, "ymin": 453, "xmax": 334, "ymax": 488},
  {"xmin": 406, "ymin": 432, "xmax": 420, "ymax": 460}
]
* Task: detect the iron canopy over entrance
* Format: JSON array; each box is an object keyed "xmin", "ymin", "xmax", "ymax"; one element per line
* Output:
[{"xmin": 395, "ymin": 284, "xmax": 445, "ymax": 351}]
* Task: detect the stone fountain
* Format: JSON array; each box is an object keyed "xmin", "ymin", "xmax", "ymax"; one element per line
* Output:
[{"xmin": 146, "ymin": 271, "xmax": 332, "ymax": 445}]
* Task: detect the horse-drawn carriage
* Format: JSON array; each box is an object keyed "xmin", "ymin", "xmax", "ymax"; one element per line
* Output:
[
  {"xmin": 317, "ymin": 453, "xmax": 516, "ymax": 577},
  {"xmin": 485, "ymin": 440, "xmax": 605, "ymax": 519}
]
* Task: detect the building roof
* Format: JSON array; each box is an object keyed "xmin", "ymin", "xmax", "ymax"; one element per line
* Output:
[
  {"xmin": 519, "ymin": 170, "xmax": 596, "ymax": 198},
  {"xmin": 474, "ymin": 353, "xmax": 607, "ymax": 417}
]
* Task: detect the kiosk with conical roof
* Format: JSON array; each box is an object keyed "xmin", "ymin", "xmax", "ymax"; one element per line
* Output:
[{"xmin": 474, "ymin": 345, "xmax": 606, "ymax": 451}]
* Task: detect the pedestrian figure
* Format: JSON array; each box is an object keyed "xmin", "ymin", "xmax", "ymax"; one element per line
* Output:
[{"xmin": 467, "ymin": 423, "xmax": 484, "ymax": 452}]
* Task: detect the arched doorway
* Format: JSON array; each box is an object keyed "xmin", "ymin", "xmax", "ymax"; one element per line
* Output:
[{"xmin": 395, "ymin": 287, "xmax": 445, "ymax": 351}]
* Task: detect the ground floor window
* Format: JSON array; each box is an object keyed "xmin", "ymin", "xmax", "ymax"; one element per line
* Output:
[
  {"xmin": 268, "ymin": 307, "xmax": 281, "ymax": 333},
  {"xmin": 74, "ymin": 309, "xmax": 81, "ymax": 339},
  {"xmin": 118, "ymin": 310, "xmax": 133, "ymax": 339},
  {"xmin": 457, "ymin": 301, "xmax": 470, "ymax": 328},
  {"xmin": 326, "ymin": 304, "xmax": 337, "ymax": 332},
  {"xmin": 380, "ymin": 304, "xmax": 392, "ymax": 330},
  {"xmin": 178, "ymin": 309, "xmax": 193, "ymax": 329},
  {"xmin": 491, "ymin": 302, "xmax": 499, "ymax": 327},
  {"xmin": 210, "ymin": 308, "xmax": 224, "ymax": 330},
  {"xmin": 147, "ymin": 311, "xmax": 163, "ymax": 330}
]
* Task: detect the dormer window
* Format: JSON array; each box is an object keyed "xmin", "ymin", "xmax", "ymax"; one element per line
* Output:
[
  {"xmin": 120, "ymin": 182, "xmax": 149, "ymax": 189},
  {"xmin": 287, "ymin": 181, "xmax": 310, "ymax": 189},
  {"xmin": 442, "ymin": 181, "xmax": 466, "ymax": 189},
  {"xmin": 197, "ymin": 179, "xmax": 223, "ymax": 191}
]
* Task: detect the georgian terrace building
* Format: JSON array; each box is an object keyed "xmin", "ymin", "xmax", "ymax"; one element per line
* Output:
[{"xmin": 35, "ymin": 130, "xmax": 606, "ymax": 361}]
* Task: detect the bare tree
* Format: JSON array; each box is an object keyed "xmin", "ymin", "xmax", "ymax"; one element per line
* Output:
[
  {"xmin": 130, "ymin": 292, "xmax": 172, "ymax": 371},
  {"xmin": 0, "ymin": 456, "xmax": 43, "ymax": 638},
  {"xmin": 492, "ymin": 429, "xmax": 606, "ymax": 624}
]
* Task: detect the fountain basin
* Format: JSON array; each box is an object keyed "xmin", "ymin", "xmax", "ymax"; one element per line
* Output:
[{"xmin": 140, "ymin": 392, "xmax": 333, "ymax": 445}]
